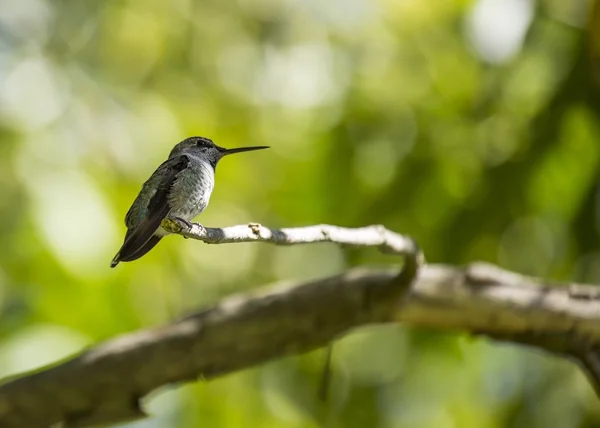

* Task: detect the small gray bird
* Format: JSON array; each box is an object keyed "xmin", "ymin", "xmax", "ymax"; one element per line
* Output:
[{"xmin": 110, "ymin": 136, "xmax": 269, "ymax": 267}]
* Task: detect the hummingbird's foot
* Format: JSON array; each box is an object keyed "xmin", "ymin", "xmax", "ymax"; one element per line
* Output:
[
  {"xmin": 168, "ymin": 217, "xmax": 205, "ymax": 238},
  {"xmin": 161, "ymin": 218, "xmax": 184, "ymax": 233},
  {"xmin": 173, "ymin": 217, "xmax": 194, "ymax": 229},
  {"xmin": 174, "ymin": 217, "xmax": 192, "ymax": 239}
]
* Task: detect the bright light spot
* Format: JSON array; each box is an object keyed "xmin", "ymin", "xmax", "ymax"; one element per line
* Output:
[
  {"xmin": 292, "ymin": 0, "xmax": 376, "ymax": 28},
  {"xmin": 255, "ymin": 44, "xmax": 348, "ymax": 108},
  {"xmin": 0, "ymin": 0, "xmax": 52, "ymax": 44},
  {"xmin": 0, "ymin": 324, "xmax": 90, "ymax": 378},
  {"xmin": 127, "ymin": 95, "xmax": 182, "ymax": 173},
  {"xmin": 25, "ymin": 170, "xmax": 118, "ymax": 275},
  {"xmin": 218, "ymin": 42, "xmax": 261, "ymax": 100},
  {"xmin": 466, "ymin": 0, "xmax": 534, "ymax": 64},
  {"xmin": 1, "ymin": 56, "xmax": 70, "ymax": 129}
]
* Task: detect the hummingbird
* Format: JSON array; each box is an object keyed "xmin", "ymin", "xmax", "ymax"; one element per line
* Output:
[{"xmin": 110, "ymin": 136, "xmax": 269, "ymax": 268}]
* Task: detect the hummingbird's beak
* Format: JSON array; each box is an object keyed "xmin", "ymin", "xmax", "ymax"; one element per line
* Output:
[{"xmin": 221, "ymin": 145, "xmax": 270, "ymax": 156}]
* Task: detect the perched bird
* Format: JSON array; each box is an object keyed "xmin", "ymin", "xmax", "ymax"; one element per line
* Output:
[{"xmin": 110, "ymin": 136, "xmax": 269, "ymax": 267}]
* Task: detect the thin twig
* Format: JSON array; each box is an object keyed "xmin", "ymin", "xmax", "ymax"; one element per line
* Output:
[
  {"xmin": 318, "ymin": 344, "xmax": 334, "ymax": 402},
  {"xmin": 162, "ymin": 219, "xmax": 421, "ymax": 257}
]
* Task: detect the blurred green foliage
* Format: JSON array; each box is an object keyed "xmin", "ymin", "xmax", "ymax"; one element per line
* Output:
[{"xmin": 1, "ymin": 0, "xmax": 600, "ymax": 426}]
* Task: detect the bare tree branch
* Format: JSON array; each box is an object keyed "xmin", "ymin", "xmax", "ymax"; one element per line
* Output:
[
  {"xmin": 161, "ymin": 219, "xmax": 419, "ymax": 256},
  {"xmin": 0, "ymin": 224, "xmax": 599, "ymax": 427},
  {"xmin": 163, "ymin": 220, "xmax": 424, "ymax": 299}
]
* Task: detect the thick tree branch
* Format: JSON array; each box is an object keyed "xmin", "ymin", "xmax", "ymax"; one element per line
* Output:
[{"xmin": 1, "ymin": 224, "xmax": 599, "ymax": 427}]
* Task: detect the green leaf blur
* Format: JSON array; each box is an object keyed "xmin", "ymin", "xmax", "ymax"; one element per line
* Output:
[{"xmin": 1, "ymin": 0, "xmax": 599, "ymax": 426}]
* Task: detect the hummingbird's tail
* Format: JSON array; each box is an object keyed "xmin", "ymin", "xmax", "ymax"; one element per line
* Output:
[
  {"xmin": 110, "ymin": 253, "xmax": 121, "ymax": 268},
  {"xmin": 110, "ymin": 235, "xmax": 163, "ymax": 268}
]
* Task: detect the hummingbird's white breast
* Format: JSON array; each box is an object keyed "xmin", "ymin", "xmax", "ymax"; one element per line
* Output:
[{"xmin": 157, "ymin": 156, "xmax": 215, "ymax": 236}]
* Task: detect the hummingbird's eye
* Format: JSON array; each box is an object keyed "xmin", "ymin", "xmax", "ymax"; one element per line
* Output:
[{"xmin": 194, "ymin": 137, "xmax": 214, "ymax": 149}]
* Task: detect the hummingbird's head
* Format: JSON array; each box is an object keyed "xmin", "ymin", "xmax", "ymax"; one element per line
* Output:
[{"xmin": 170, "ymin": 136, "xmax": 269, "ymax": 168}]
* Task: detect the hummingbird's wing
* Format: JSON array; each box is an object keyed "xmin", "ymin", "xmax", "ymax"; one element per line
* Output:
[{"xmin": 110, "ymin": 155, "xmax": 189, "ymax": 267}]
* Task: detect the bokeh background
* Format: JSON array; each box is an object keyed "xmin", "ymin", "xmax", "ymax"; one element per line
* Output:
[{"xmin": 1, "ymin": 0, "xmax": 600, "ymax": 426}]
